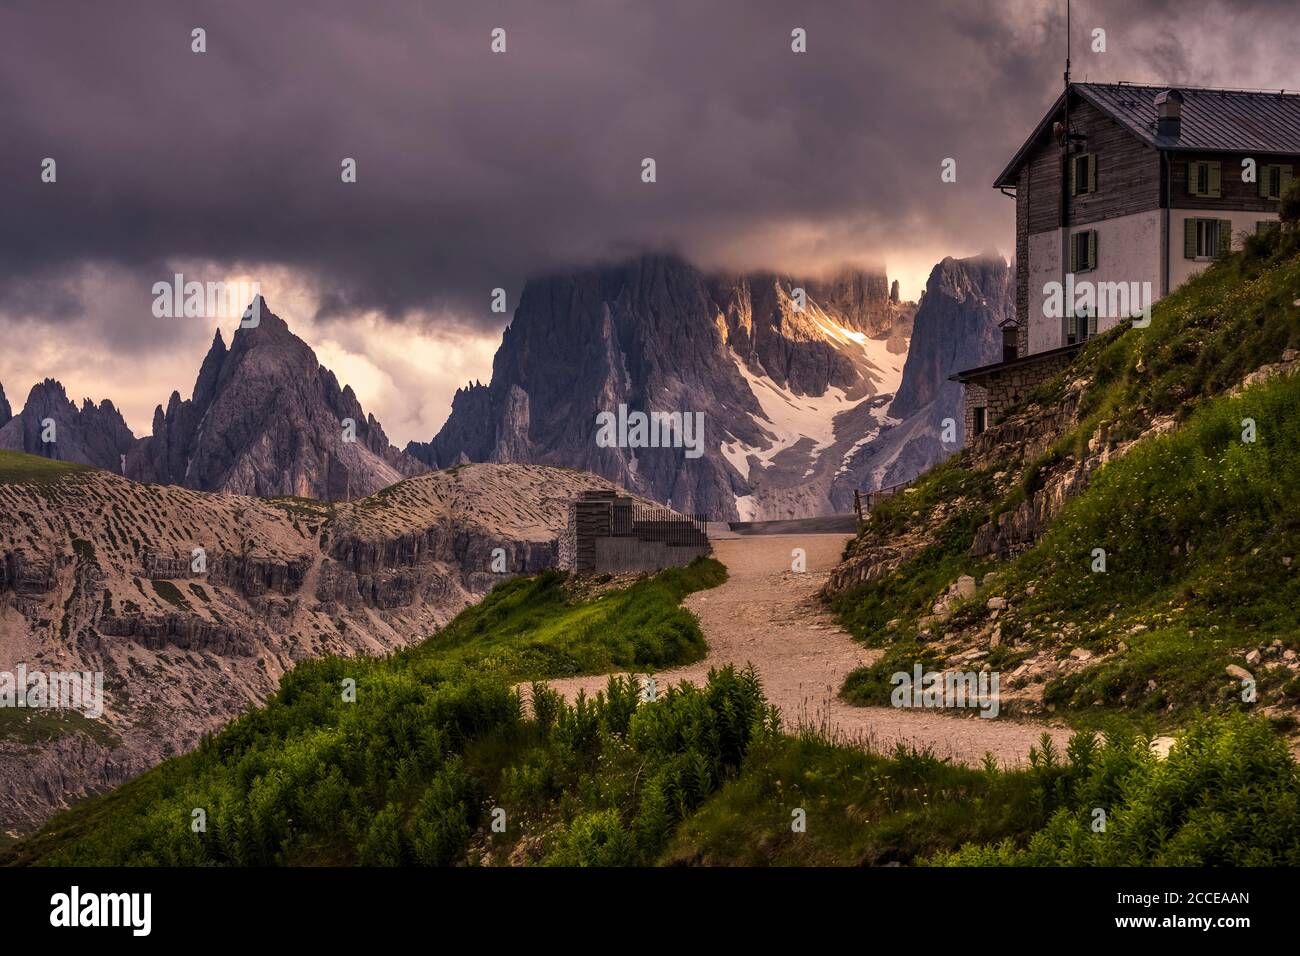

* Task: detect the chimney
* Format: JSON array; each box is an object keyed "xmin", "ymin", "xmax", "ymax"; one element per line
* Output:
[{"xmin": 1154, "ymin": 89, "xmax": 1184, "ymax": 140}]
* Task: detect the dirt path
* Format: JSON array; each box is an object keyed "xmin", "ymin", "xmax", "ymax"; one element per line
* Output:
[{"xmin": 544, "ymin": 534, "xmax": 1071, "ymax": 767}]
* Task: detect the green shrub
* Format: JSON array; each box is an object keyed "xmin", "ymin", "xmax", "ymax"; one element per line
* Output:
[
  {"xmin": 931, "ymin": 715, "xmax": 1300, "ymax": 866},
  {"xmin": 545, "ymin": 810, "xmax": 636, "ymax": 867}
]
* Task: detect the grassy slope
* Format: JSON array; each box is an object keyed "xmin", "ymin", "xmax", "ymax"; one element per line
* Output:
[
  {"xmin": 5, "ymin": 559, "xmax": 727, "ymax": 865},
  {"xmin": 833, "ymin": 233, "xmax": 1300, "ymax": 731},
  {"xmin": 10, "ymin": 550, "xmax": 1298, "ymax": 867},
  {"xmin": 667, "ymin": 713, "xmax": 1300, "ymax": 866},
  {"xmin": 0, "ymin": 450, "xmax": 91, "ymax": 484}
]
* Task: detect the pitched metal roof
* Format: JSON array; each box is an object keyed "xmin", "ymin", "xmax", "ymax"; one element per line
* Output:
[
  {"xmin": 994, "ymin": 82, "xmax": 1300, "ymax": 187},
  {"xmin": 1080, "ymin": 83, "xmax": 1300, "ymax": 152}
]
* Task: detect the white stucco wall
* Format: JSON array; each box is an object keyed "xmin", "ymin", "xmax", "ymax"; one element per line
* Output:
[
  {"xmin": 1029, "ymin": 210, "xmax": 1162, "ymax": 350},
  {"xmin": 1087, "ymin": 210, "xmax": 1162, "ymax": 335},
  {"xmin": 1027, "ymin": 207, "xmax": 1281, "ymax": 358},
  {"xmin": 1169, "ymin": 209, "xmax": 1279, "ymax": 292},
  {"xmin": 1027, "ymin": 230, "xmax": 1062, "ymax": 353}
]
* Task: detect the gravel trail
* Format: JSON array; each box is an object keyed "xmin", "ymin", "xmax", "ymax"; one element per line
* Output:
[{"xmin": 543, "ymin": 533, "xmax": 1070, "ymax": 766}]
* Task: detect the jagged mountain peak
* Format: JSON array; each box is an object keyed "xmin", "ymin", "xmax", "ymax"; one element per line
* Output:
[
  {"xmin": 0, "ymin": 377, "xmax": 135, "ymax": 471},
  {"xmin": 127, "ymin": 298, "xmax": 424, "ymax": 500},
  {"xmin": 409, "ymin": 252, "xmax": 926, "ymax": 520},
  {"xmin": 837, "ymin": 254, "xmax": 1012, "ymax": 499}
]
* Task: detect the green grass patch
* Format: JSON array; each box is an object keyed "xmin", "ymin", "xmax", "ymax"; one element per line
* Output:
[
  {"xmin": 151, "ymin": 579, "xmax": 193, "ymax": 612},
  {"xmin": 0, "ymin": 708, "xmax": 117, "ymax": 747},
  {"xmin": 0, "ymin": 450, "xmax": 90, "ymax": 485}
]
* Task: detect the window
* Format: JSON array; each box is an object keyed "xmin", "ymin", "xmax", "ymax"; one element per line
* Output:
[
  {"xmin": 1183, "ymin": 217, "xmax": 1233, "ymax": 259},
  {"xmin": 1188, "ymin": 160, "xmax": 1222, "ymax": 198},
  {"xmin": 1260, "ymin": 164, "xmax": 1294, "ymax": 201},
  {"xmin": 1257, "ymin": 220, "xmax": 1281, "ymax": 236},
  {"xmin": 1002, "ymin": 324, "xmax": 1019, "ymax": 362},
  {"xmin": 973, "ymin": 407, "xmax": 987, "ymax": 437},
  {"xmin": 1071, "ymin": 153, "xmax": 1097, "ymax": 196},
  {"xmin": 1070, "ymin": 229, "xmax": 1097, "ymax": 272},
  {"xmin": 1067, "ymin": 308, "xmax": 1098, "ymax": 345}
]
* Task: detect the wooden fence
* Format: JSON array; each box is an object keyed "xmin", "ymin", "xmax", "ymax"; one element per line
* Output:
[{"xmin": 852, "ymin": 479, "xmax": 912, "ymax": 524}]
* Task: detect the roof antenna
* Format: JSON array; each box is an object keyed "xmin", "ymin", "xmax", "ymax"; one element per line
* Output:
[{"xmin": 1064, "ymin": 0, "xmax": 1071, "ymax": 89}]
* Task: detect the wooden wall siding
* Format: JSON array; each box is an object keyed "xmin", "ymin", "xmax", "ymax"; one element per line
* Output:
[
  {"xmin": 1026, "ymin": 137, "xmax": 1062, "ymax": 235},
  {"xmin": 1015, "ymin": 164, "xmax": 1030, "ymax": 337},
  {"xmin": 1169, "ymin": 151, "xmax": 1300, "ymax": 211},
  {"xmin": 1023, "ymin": 100, "xmax": 1160, "ymax": 235},
  {"xmin": 1065, "ymin": 101, "xmax": 1161, "ymax": 227}
]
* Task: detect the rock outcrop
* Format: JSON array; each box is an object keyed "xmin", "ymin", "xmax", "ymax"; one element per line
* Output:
[
  {"xmin": 828, "ymin": 253, "xmax": 1011, "ymax": 506},
  {"xmin": 1, "ymin": 300, "xmax": 422, "ymax": 501}
]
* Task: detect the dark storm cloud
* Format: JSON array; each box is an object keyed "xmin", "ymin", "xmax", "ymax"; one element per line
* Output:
[{"xmin": 1, "ymin": 0, "xmax": 1296, "ymax": 332}]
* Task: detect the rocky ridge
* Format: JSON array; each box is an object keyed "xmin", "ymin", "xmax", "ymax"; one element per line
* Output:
[{"xmin": 0, "ymin": 298, "xmax": 425, "ymax": 502}]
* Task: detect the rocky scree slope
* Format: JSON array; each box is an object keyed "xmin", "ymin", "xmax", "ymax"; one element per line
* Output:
[{"xmin": 0, "ymin": 457, "xmax": 622, "ymax": 835}]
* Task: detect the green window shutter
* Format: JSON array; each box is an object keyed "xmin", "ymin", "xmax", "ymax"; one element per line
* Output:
[
  {"xmin": 1088, "ymin": 312, "xmax": 1098, "ymax": 336},
  {"xmin": 1207, "ymin": 162, "xmax": 1222, "ymax": 198},
  {"xmin": 1260, "ymin": 165, "xmax": 1275, "ymax": 199},
  {"xmin": 1282, "ymin": 166, "xmax": 1295, "ymax": 198},
  {"xmin": 1188, "ymin": 162, "xmax": 1202, "ymax": 197},
  {"xmin": 1217, "ymin": 219, "xmax": 1233, "ymax": 258},
  {"xmin": 1087, "ymin": 230, "xmax": 1098, "ymax": 270},
  {"xmin": 1184, "ymin": 218, "xmax": 1198, "ymax": 258}
]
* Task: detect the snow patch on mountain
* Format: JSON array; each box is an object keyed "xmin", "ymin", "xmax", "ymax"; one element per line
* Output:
[{"xmin": 719, "ymin": 316, "xmax": 907, "ymax": 487}]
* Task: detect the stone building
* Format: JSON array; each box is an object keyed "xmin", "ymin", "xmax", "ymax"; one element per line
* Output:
[{"xmin": 560, "ymin": 490, "xmax": 710, "ymax": 574}]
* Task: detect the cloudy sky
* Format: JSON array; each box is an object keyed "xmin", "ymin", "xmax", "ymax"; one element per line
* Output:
[{"xmin": 1, "ymin": 0, "xmax": 1294, "ymax": 445}]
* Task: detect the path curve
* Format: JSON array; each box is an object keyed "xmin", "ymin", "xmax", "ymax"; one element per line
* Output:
[{"xmin": 543, "ymin": 534, "xmax": 1071, "ymax": 767}]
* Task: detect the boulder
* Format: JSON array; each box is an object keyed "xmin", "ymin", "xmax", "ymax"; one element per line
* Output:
[{"xmin": 1225, "ymin": 664, "xmax": 1254, "ymax": 682}]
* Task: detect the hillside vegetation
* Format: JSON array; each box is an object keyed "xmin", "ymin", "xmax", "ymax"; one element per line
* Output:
[
  {"xmin": 9, "ymin": 551, "xmax": 1300, "ymax": 866},
  {"xmin": 0, "ymin": 457, "xmax": 631, "ymax": 835},
  {"xmin": 832, "ymin": 219, "xmax": 1300, "ymax": 737}
]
